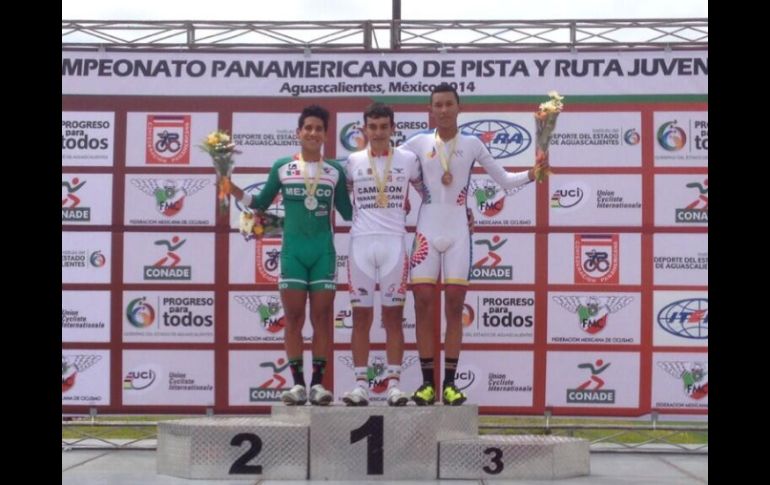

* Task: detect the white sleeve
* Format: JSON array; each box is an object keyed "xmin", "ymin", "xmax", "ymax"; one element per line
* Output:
[
  {"xmin": 406, "ymin": 151, "xmax": 421, "ymax": 183},
  {"xmin": 400, "ymin": 134, "xmax": 421, "ymax": 158},
  {"xmin": 344, "ymin": 156, "xmax": 354, "ymax": 191},
  {"xmin": 474, "ymin": 138, "xmax": 531, "ymax": 190}
]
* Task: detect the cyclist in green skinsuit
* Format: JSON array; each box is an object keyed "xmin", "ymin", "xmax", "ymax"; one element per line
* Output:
[{"xmin": 227, "ymin": 105, "xmax": 352, "ymax": 406}]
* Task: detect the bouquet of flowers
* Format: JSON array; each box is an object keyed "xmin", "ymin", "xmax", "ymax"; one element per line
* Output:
[
  {"xmin": 200, "ymin": 130, "xmax": 240, "ymax": 214},
  {"xmin": 239, "ymin": 210, "xmax": 284, "ymax": 241},
  {"xmin": 533, "ymin": 91, "xmax": 564, "ymax": 183}
]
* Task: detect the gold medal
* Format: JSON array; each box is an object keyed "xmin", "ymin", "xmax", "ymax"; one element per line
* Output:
[
  {"xmin": 441, "ymin": 172, "xmax": 453, "ymax": 185},
  {"xmin": 367, "ymin": 146, "xmax": 393, "ymax": 210}
]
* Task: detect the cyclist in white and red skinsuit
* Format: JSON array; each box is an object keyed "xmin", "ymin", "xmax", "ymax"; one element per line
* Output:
[{"xmin": 400, "ymin": 82, "xmax": 549, "ymax": 405}]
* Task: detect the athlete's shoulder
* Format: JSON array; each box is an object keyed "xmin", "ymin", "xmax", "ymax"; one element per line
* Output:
[
  {"xmin": 404, "ymin": 129, "xmax": 434, "ymax": 144},
  {"xmin": 394, "ymin": 146, "xmax": 418, "ymax": 162},
  {"xmin": 271, "ymin": 156, "xmax": 296, "ymax": 168},
  {"xmin": 347, "ymin": 149, "xmax": 368, "ymax": 163},
  {"xmin": 459, "ymin": 131, "xmax": 483, "ymax": 144},
  {"xmin": 460, "ymin": 132, "xmax": 488, "ymax": 153},
  {"xmin": 323, "ymin": 158, "xmax": 347, "ymax": 174}
]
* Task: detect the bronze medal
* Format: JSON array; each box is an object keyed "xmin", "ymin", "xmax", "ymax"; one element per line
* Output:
[
  {"xmin": 376, "ymin": 193, "xmax": 389, "ymax": 208},
  {"xmin": 441, "ymin": 171, "xmax": 453, "ymax": 186}
]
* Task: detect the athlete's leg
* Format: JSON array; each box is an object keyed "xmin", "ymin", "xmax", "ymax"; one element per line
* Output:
[
  {"xmin": 280, "ymin": 289, "xmax": 308, "ymax": 364},
  {"xmin": 443, "ymin": 285, "xmax": 468, "ymax": 359}
]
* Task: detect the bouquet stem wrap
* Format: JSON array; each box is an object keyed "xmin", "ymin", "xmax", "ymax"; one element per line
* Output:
[
  {"xmin": 533, "ymin": 91, "xmax": 564, "ymax": 183},
  {"xmin": 200, "ymin": 131, "xmax": 239, "ymax": 215}
]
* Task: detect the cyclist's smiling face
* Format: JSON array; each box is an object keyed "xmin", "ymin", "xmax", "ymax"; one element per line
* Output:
[
  {"xmin": 297, "ymin": 116, "xmax": 326, "ymax": 154},
  {"xmin": 430, "ymin": 92, "xmax": 460, "ymax": 130},
  {"xmin": 364, "ymin": 116, "xmax": 393, "ymax": 151}
]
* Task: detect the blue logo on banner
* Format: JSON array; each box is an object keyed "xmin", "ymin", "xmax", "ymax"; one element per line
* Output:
[{"xmin": 459, "ymin": 119, "xmax": 531, "ymax": 159}]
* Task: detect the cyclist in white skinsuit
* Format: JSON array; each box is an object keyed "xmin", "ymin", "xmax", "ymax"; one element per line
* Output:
[
  {"xmin": 400, "ymin": 82, "xmax": 550, "ymax": 406},
  {"xmin": 342, "ymin": 103, "xmax": 423, "ymax": 407}
]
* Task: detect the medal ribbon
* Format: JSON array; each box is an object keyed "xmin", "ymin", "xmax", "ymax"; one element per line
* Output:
[
  {"xmin": 435, "ymin": 131, "xmax": 458, "ymax": 176},
  {"xmin": 367, "ymin": 145, "xmax": 393, "ymax": 204},
  {"xmin": 299, "ymin": 153, "xmax": 322, "ymax": 198}
]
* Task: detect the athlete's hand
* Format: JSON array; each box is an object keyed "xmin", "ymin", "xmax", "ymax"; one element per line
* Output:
[{"xmin": 532, "ymin": 149, "xmax": 552, "ymax": 182}]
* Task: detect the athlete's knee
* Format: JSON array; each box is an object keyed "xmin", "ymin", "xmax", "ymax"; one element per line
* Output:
[
  {"xmin": 283, "ymin": 317, "xmax": 305, "ymax": 335},
  {"xmin": 283, "ymin": 306, "xmax": 306, "ymax": 323},
  {"xmin": 352, "ymin": 307, "xmax": 374, "ymax": 329},
  {"xmin": 412, "ymin": 286, "xmax": 435, "ymax": 308},
  {"xmin": 381, "ymin": 306, "xmax": 404, "ymax": 330},
  {"xmin": 444, "ymin": 288, "xmax": 467, "ymax": 315}
]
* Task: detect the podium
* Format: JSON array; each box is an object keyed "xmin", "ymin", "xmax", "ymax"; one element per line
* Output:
[
  {"xmin": 157, "ymin": 405, "xmax": 589, "ymax": 480},
  {"xmin": 439, "ymin": 435, "xmax": 590, "ymax": 479},
  {"xmin": 156, "ymin": 417, "xmax": 307, "ymax": 479}
]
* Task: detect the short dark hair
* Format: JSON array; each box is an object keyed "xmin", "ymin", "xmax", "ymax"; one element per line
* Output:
[
  {"xmin": 430, "ymin": 82, "xmax": 460, "ymax": 105},
  {"xmin": 363, "ymin": 102, "xmax": 395, "ymax": 126},
  {"xmin": 298, "ymin": 104, "xmax": 330, "ymax": 131}
]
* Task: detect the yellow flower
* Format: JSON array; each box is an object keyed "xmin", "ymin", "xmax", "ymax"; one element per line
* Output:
[
  {"xmin": 253, "ymin": 225, "xmax": 264, "ymax": 236},
  {"xmin": 206, "ymin": 134, "xmax": 218, "ymax": 145},
  {"xmin": 548, "ymin": 91, "xmax": 564, "ymax": 101}
]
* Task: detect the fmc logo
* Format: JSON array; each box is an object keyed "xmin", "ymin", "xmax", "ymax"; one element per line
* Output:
[
  {"xmin": 131, "ymin": 178, "xmax": 209, "ymax": 217},
  {"xmin": 337, "ymin": 355, "xmax": 419, "ymax": 395},
  {"xmin": 235, "ymin": 295, "xmax": 286, "ymax": 333},
  {"xmin": 459, "ymin": 119, "xmax": 531, "ymax": 159},
  {"xmin": 468, "ymin": 179, "xmax": 525, "ymax": 218},
  {"xmin": 62, "ymin": 354, "xmax": 102, "ymax": 393},
  {"xmin": 657, "ymin": 298, "xmax": 708, "ymax": 340},
  {"xmin": 553, "ymin": 295, "xmax": 633, "ymax": 334},
  {"xmin": 658, "ymin": 361, "xmax": 708, "ymax": 400},
  {"xmin": 656, "ymin": 121, "xmax": 687, "ymax": 151}
]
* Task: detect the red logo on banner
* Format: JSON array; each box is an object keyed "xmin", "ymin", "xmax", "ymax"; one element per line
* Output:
[
  {"xmin": 574, "ymin": 234, "xmax": 619, "ymax": 284},
  {"xmin": 146, "ymin": 115, "xmax": 191, "ymax": 165},
  {"xmin": 255, "ymin": 238, "xmax": 281, "ymax": 283}
]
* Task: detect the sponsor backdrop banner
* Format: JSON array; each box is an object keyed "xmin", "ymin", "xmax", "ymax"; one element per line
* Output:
[
  {"xmin": 63, "ymin": 49, "xmax": 707, "ymax": 415},
  {"xmin": 61, "ymin": 174, "xmax": 113, "ymax": 225},
  {"xmin": 62, "ymin": 291, "xmax": 111, "ymax": 343}
]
